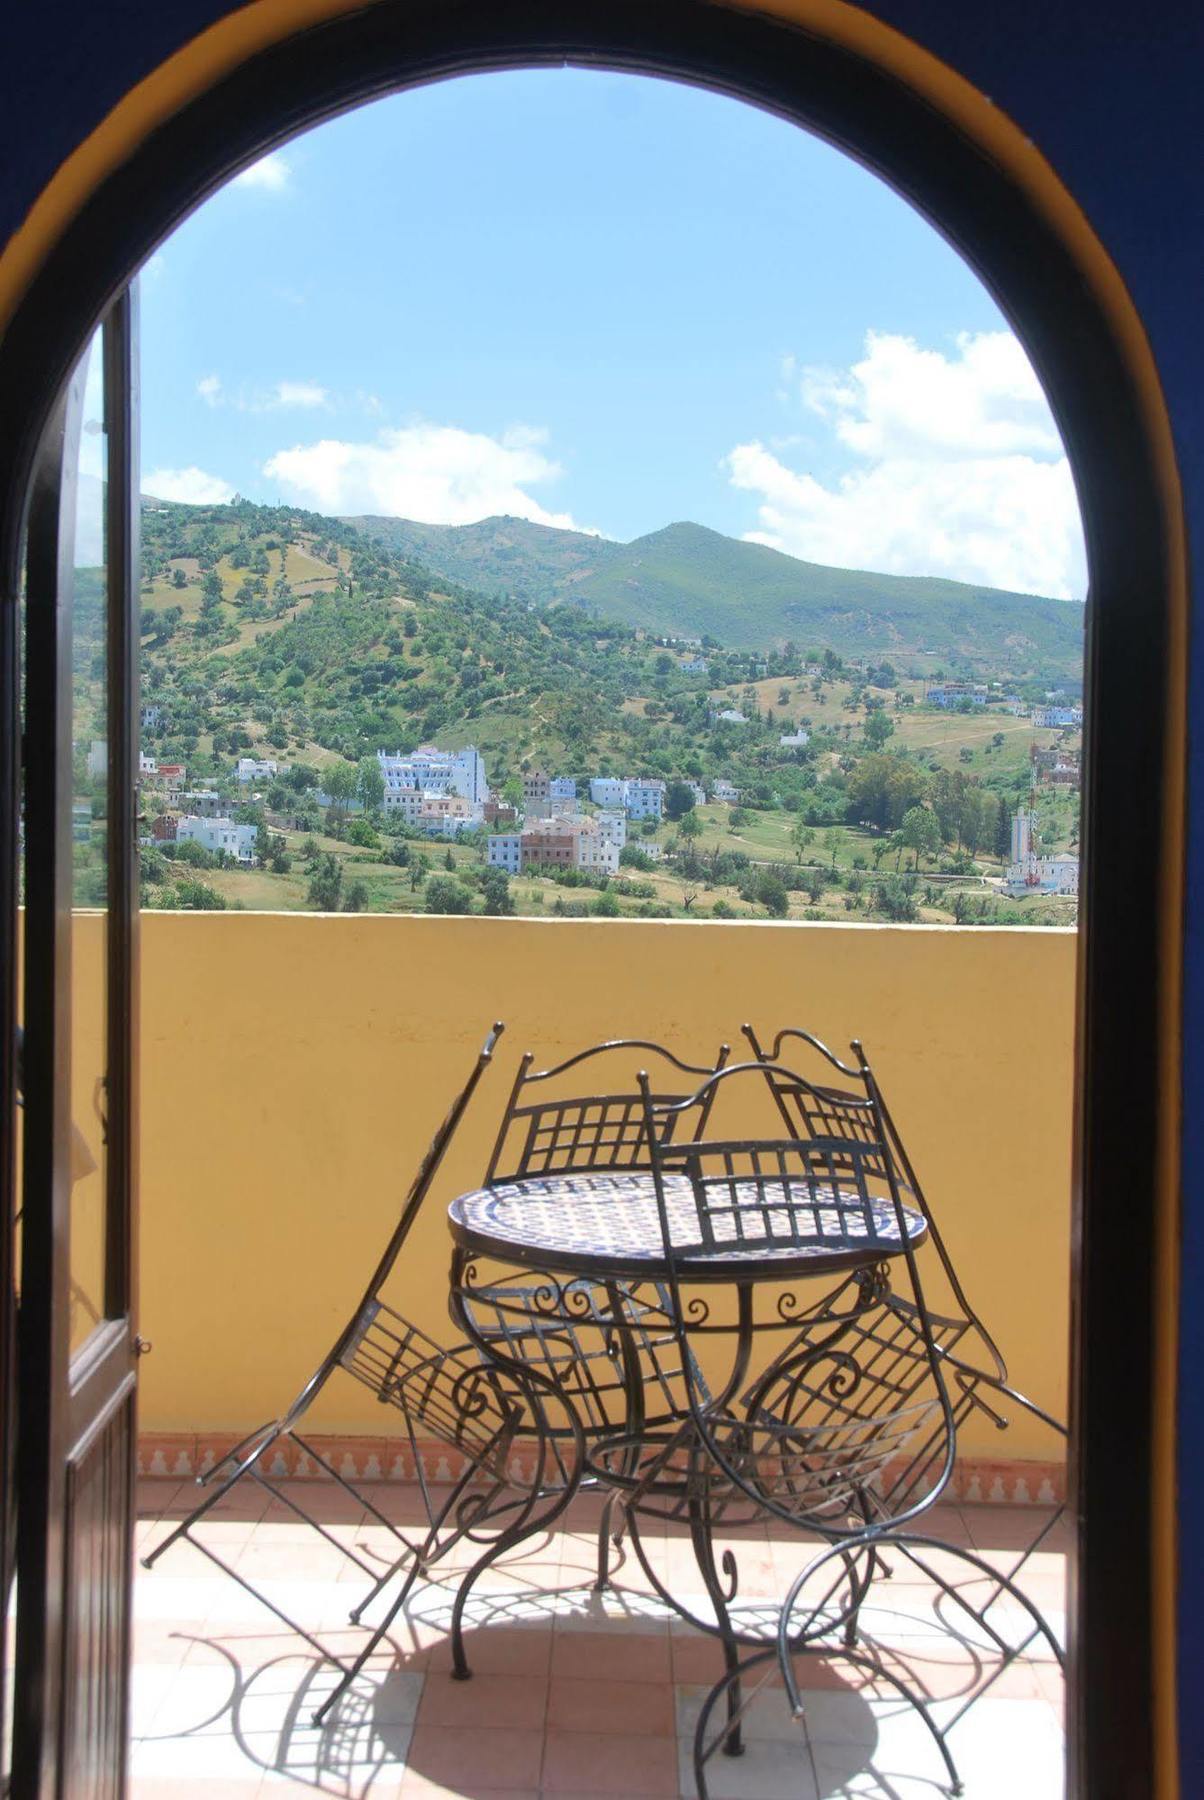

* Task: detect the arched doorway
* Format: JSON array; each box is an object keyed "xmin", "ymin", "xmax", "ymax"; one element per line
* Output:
[{"xmin": 0, "ymin": 3, "xmax": 1184, "ymax": 1792}]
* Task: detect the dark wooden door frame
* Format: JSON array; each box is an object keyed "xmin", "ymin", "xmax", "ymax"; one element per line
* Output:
[
  {"xmin": 0, "ymin": 3, "xmax": 1184, "ymax": 1792},
  {"xmin": 8, "ymin": 291, "xmax": 141, "ymax": 1796}
]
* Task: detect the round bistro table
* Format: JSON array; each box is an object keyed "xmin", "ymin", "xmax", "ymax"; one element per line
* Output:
[
  {"xmin": 448, "ymin": 1169, "xmax": 927, "ymax": 1282},
  {"xmin": 441, "ymin": 1169, "xmax": 929, "ymax": 1676}
]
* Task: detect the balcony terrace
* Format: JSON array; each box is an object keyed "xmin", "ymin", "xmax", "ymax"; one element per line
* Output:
[{"xmin": 125, "ymin": 913, "xmax": 1074, "ymax": 1797}]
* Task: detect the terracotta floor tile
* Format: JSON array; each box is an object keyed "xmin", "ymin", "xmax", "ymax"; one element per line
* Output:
[
  {"xmin": 550, "ymin": 1629, "xmax": 671, "ymax": 1683},
  {"xmin": 546, "ymin": 1675, "xmax": 675, "ymax": 1736},
  {"xmin": 427, "ymin": 1625, "xmax": 554, "ymax": 1676},
  {"xmin": 133, "ymin": 1478, "xmax": 1065, "ymax": 1797},
  {"xmin": 399, "ymin": 1781, "xmax": 536, "ymax": 1800},
  {"xmin": 418, "ymin": 1671, "xmax": 549, "ymax": 1730},
  {"xmin": 541, "ymin": 1728, "xmax": 680, "ymax": 1795},
  {"xmin": 129, "ymin": 1780, "xmax": 265, "ymax": 1799},
  {"xmin": 404, "ymin": 1724, "xmax": 545, "ymax": 1790}
]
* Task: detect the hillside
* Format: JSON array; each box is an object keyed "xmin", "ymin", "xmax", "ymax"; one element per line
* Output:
[
  {"xmin": 134, "ymin": 499, "xmax": 695, "ymax": 778},
  {"xmin": 347, "ymin": 513, "xmax": 1084, "ymax": 679},
  {"xmin": 344, "ymin": 512, "xmax": 620, "ymax": 604}
]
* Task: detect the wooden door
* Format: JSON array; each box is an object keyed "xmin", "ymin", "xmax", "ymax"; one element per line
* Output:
[{"xmin": 8, "ymin": 287, "xmax": 140, "ymax": 1798}]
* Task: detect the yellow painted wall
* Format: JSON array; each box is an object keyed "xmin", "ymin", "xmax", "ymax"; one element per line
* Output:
[{"xmin": 131, "ymin": 913, "xmax": 1074, "ymax": 1461}]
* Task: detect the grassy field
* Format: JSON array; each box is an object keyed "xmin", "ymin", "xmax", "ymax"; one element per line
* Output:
[{"xmin": 159, "ymin": 803, "xmax": 1079, "ymax": 930}]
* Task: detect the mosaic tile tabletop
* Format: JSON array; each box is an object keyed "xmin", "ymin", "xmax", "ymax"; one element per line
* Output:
[{"xmin": 449, "ymin": 1171, "xmax": 926, "ymax": 1278}]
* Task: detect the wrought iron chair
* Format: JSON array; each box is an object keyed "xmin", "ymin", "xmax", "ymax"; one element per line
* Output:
[
  {"xmin": 629, "ymin": 1057, "xmax": 979, "ymax": 1796},
  {"xmin": 739, "ymin": 1023, "xmax": 1068, "ymax": 1790},
  {"xmin": 462, "ymin": 1037, "xmax": 732, "ymax": 1583},
  {"xmin": 142, "ymin": 1023, "xmax": 525, "ymax": 1675}
]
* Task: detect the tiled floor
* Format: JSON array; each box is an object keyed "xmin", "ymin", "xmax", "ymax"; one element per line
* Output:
[{"xmin": 132, "ymin": 1478, "xmax": 1067, "ymax": 1799}]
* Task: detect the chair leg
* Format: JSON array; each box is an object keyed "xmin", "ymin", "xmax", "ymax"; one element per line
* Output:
[
  {"xmin": 687, "ymin": 1481, "xmax": 743, "ymax": 1758},
  {"xmin": 694, "ymin": 1647, "xmax": 792, "ymax": 1800},
  {"xmin": 140, "ymin": 1416, "xmax": 283, "ymax": 1571},
  {"xmin": 778, "ymin": 1544, "xmax": 969, "ymax": 1796},
  {"xmin": 348, "ymin": 1459, "xmax": 479, "ymax": 1625},
  {"xmin": 593, "ymin": 1489, "xmax": 618, "ymax": 1592}
]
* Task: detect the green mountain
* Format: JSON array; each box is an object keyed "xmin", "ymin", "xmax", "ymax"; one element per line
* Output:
[
  {"xmin": 347, "ymin": 513, "xmax": 1084, "ymax": 679},
  {"xmin": 135, "ymin": 499, "xmax": 693, "ymax": 777},
  {"xmin": 344, "ymin": 512, "xmax": 622, "ymax": 605}
]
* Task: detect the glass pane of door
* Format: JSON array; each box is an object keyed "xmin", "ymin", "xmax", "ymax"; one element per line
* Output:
[{"xmin": 68, "ymin": 330, "xmax": 108, "ymax": 1356}]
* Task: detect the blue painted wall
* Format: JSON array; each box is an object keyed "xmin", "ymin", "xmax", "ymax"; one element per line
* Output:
[{"xmin": 2, "ymin": 0, "xmax": 1200, "ymax": 1777}]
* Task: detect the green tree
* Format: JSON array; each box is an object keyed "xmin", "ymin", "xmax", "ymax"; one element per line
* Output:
[
  {"xmin": 756, "ymin": 871, "xmax": 790, "ymax": 918},
  {"xmin": 343, "ymin": 880, "xmax": 370, "ymax": 912},
  {"xmin": 424, "ymin": 875, "xmax": 473, "ymax": 915},
  {"xmin": 322, "ymin": 761, "xmax": 358, "ymax": 832},
  {"xmin": 174, "ymin": 878, "xmax": 226, "ymax": 910},
  {"xmin": 791, "ymin": 819, "xmax": 815, "ymax": 863},
  {"xmin": 900, "ymin": 805, "xmax": 942, "ymax": 870},
  {"xmin": 664, "ymin": 781, "xmax": 696, "ymax": 822},
  {"xmin": 479, "ymin": 867, "xmax": 513, "ymax": 915},
  {"xmin": 678, "ymin": 811, "xmax": 703, "ymax": 841},
  {"xmin": 872, "ymin": 874, "xmax": 919, "ymax": 922},
  {"xmin": 863, "ymin": 709, "xmax": 895, "ymax": 749},
  {"xmin": 845, "ymin": 755, "xmax": 927, "ymax": 833},
  {"xmin": 307, "ymin": 853, "xmax": 343, "ymax": 912},
  {"xmin": 357, "ymin": 755, "xmax": 385, "ymax": 815}
]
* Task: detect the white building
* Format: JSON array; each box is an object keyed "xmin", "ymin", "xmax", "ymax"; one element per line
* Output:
[
  {"xmin": 377, "ymin": 744, "xmax": 488, "ymax": 810},
  {"xmin": 1032, "ymin": 705, "xmax": 1083, "ymax": 729},
  {"xmin": 713, "ymin": 708, "xmax": 748, "ymax": 724},
  {"xmin": 381, "ymin": 786, "xmax": 425, "ymax": 825},
  {"xmin": 178, "ymin": 789, "xmax": 224, "ymax": 817},
  {"xmin": 141, "ymin": 704, "xmax": 164, "ymax": 731},
  {"xmin": 1005, "ymin": 810, "xmax": 1079, "ymax": 896},
  {"xmin": 779, "ymin": 729, "xmax": 810, "ymax": 749},
  {"xmin": 237, "ymin": 757, "xmax": 280, "ymax": 783},
  {"xmin": 680, "ymin": 656, "xmax": 709, "ymax": 674},
  {"xmin": 624, "ymin": 779, "xmax": 665, "ymax": 821},
  {"xmin": 927, "ymin": 683, "xmax": 988, "ymax": 709},
  {"xmin": 417, "ymin": 793, "xmax": 476, "ymax": 839},
  {"xmin": 686, "ymin": 781, "xmax": 707, "ymax": 807},
  {"xmin": 572, "ymin": 817, "xmax": 620, "ymax": 876},
  {"xmin": 487, "ymin": 833, "xmax": 522, "ymax": 873},
  {"xmin": 589, "ymin": 777, "xmax": 627, "ymax": 809},
  {"xmin": 595, "ymin": 810, "xmax": 627, "ymax": 851},
  {"xmin": 176, "ymin": 816, "xmax": 258, "ymax": 864},
  {"xmin": 712, "ymin": 778, "xmax": 739, "ymax": 803},
  {"xmin": 139, "ymin": 752, "xmax": 157, "ymax": 775}
]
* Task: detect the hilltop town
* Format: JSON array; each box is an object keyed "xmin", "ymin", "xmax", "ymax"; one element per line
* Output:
[{"xmin": 70, "ymin": 498, "xmax": 1083, "ymax": 925}]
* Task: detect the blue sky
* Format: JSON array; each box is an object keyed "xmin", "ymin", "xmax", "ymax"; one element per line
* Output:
[{"xmin": 141, "ymin": 69, "xmax": 1085, "ymax": 598}]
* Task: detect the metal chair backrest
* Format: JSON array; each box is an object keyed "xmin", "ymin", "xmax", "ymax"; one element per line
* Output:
[
  {"xmin": 742, "ymin": 1022, "xmax": 1009, "ymax": 1385},
  {"xmin": 331, "ymin": 1021, "xmax": 505, "ymax": 1362},
  {"xmin": 485, "ymin": 1037, "xmax": 729, "ymax": 1185},
  {"xmin": 640, "ymin": 1060, "xmax": 907, "ymax": 1258},
  {"xmin": 638, "ymin": 1059, "xmax": 958, "ymax": 1536}
]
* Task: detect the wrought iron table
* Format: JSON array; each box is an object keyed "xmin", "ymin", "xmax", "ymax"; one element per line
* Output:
[
  {"xmin": 448, "ymin": 1168, "xmax": 928, "ymax": 1281},
  {"xmin": 443, "ymin": 1170, "xmax": 930, "ymax": 1672}
]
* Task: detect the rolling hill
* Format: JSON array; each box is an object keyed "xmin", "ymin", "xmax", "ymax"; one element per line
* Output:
[{"xmin": 346, "ymin": 512, "xmax": 1084, "ymax": 679}]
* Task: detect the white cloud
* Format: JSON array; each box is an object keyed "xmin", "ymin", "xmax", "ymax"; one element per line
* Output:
[
  {"xmin": 263, "ymin": 422, "xmax": 582, "ymax": 529},
  {"xmin": 265, "ymin": 380, "xmax": 328, "ymax": 410},
  {"xmin": 234, "ymin": 153, "xmax": 292, "ymax": 192},
  {"xmin": 144, "ymin": 466, "xmax": 236, "ymax": 506},
  {"xmin": 196, "ymin": 376, "xmax": 331, "ymax": 412},
  {"xmin": 729, "ymin": 330, "xmax": 1086, "ymax": 599}
]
